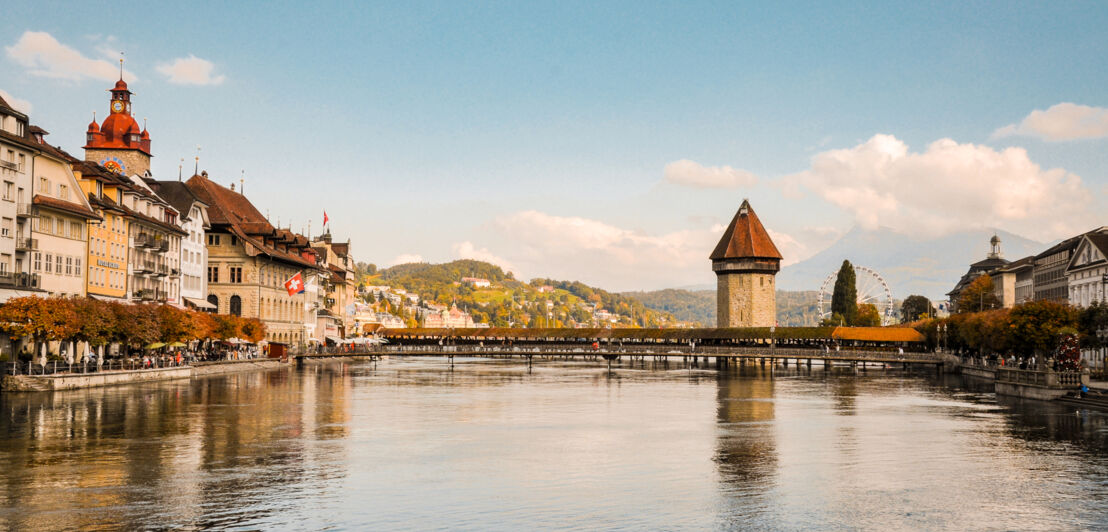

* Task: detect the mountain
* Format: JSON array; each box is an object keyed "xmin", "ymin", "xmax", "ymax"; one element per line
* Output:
[
  {"xmin": 623, "ymin": 289, "xmax": 822, "ymax": 327},
  {"xmin": 777, "ymin": 227, "xmax": 1045, "ymax": 301},
  {"xmin": 369, "ymin": 260, "xmax": 678, "ymax": 327}
]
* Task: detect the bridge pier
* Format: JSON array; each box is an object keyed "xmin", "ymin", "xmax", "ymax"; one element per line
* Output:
[{"xmin": 806, "ymin": 358, "xmax": 812, "ymax": 369}]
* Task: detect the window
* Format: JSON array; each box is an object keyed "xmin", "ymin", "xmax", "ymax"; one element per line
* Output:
[
  {"xmin": 229, "ymin": 295, "xmax": 242, "ymax": 316},
  {"xmin": 44, "ymin": 253, "xmax": 52, "ymax": 274},
  {"xmin": 230, "ymin": 236, "xmax": 239, "ymax": 246},
  {"xmin": 207, "ymin": 265, "xmax": 219, "ymax": 283},
  {"xmin": 70, "ymin": 221, "xmax": 82, "ymax": 240},
  {"xmin": 207, "ymin": 294, "xmax": 219, "ymax": 312},
  {"xmin": 1, "ymin": 217, "xmax": 11, "ymax": 238},
  {"xmin": 207, "ymin": 234, "xmax": 221, "ymax": 246},
  {"xmin": 58, "ymin": 184, "xmax": 68, "ymax": 200},
  {"xmin": 65, "ymin": 256, "xmax": 73, "ymax": 275},
  {"xmin": 2, "ymin": 181, "xmax": 11, "ymax": 201},
  {"xmin": 75, "ymin": 257, "xmax": 81, "ymax": 277},
  {"xmin": 39, "ymin": 177, "xmax": 48, "ymax": 194},
  {"xmin": 230, "ymin": 266, "xmax": 243, "ymax": 283}
]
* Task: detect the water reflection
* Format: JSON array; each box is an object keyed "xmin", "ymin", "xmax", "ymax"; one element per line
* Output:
[{"xmin": 0, "ymin": 359, "xmax": 1105, "ymax": 530}]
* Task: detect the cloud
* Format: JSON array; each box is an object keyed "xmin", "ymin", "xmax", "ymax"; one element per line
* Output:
[
  {"xmin": 466, "ymin": 210, "xmax": 722, "ymax": 290},
  {"xmin": 0, "ymin": 90, "xmax": 32, "ymax": 114},
  {"xmin": 5, "ymin": 31, "xmax": 136, "ymax": 81},
  {"xmin": 389, "ymin": 253, "xmax": 424, "ymax": 266},
  {"xmin": 784, "ymin": 134, "xmax": 1093, "ymax": 241},
  {"xmin": 156, "ymin": 55, "xmax": 225, "ymax": 85},
  {"xmin": 451, "ymin": 241, "xmax": 514, "ymax": 273},
  {"xmin": 993, "ymin": 102, "xmax": 1108, "ymax": 141},
  {"xmin": 663, "ymin": 159, "xmax": 758, "ymax": 188}
]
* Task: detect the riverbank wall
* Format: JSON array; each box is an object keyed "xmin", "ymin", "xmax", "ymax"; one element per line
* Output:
[{"xmin": 3, "ymin": 359, "xmax": 288, "ymax": 392}]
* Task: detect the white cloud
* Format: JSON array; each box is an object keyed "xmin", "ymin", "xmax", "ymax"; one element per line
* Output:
[
  {"xmin": 451, "ymin": 241, "xmax": 514, "ymax": 273},
  {"xmin": 468, "ymin": 210, "xmax": 721, "ymax": 290},
  {"xmin": 5, "ymin": 31, "xmax": 136, "ymax": 81},
  {"xmin": 663, "ymin": 159, "xmax": 758, "ymax": 188},
  {"xmin": 785, "ymin": 134, "xmax": 1093, "ymax": 241},
  {"xmin": 994, "ymin": 103, "xmax": 1108, "ymax": 141},
  {"xmin": 389, "ymin": 253, "xmax": 424, "ymax": 266},
  {"xmin": 0, "ymin": 90, "xmax": 32, "ymax": 114},
  {"xmin": 156, "ymin": 55, "xmax": 225, "ymax": 85}
]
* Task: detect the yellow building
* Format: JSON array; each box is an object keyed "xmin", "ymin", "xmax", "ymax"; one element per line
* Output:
[{"xmin": 73, "ymin": 161, "xmax": 130, "ymax": 299}]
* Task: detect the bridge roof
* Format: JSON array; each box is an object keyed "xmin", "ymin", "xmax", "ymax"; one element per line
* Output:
[{"xmin": 381, "ymin": 326, "xmax": 925, "ymax": 343}]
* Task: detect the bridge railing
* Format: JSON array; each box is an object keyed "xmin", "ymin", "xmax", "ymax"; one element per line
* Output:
[
  {"xmin": 301, "ymin": 343, "xmax": 940, "ymax": 362},
  {"xmin": 996, "ymin": 367, "xmax": 1087, "ymax": 388}
]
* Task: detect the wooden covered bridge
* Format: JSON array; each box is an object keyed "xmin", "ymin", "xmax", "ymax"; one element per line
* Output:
[{"xmin": 295, "ymin": 326, "xmax": 943, "ymax": 370}]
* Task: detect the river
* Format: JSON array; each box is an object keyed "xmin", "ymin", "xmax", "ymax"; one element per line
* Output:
[{"xmin": 1, "ymin": 358, "xmax": 1106, "ymax": 530}]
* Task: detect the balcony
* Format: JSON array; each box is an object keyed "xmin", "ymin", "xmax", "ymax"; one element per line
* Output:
[
  {"xmin": 15, "ymin": 203, "xmax": 36, "ymax": 218},
  {"xmin": 134, "ymin": 289, "xmax": 155, "ymax": 301},
  {"xmin": 154, "ymin": 264, "xmax": 168, "ymax": 277},
  {"xmin": 157, "ymin": 240, "xmax": 170, "ymax": 253},
  {"xmin": 15, "ymin": 237, "xmax": 37, "ymax": 252},
  {"xmin": 134, "ymin": 233, "xmax": 157, "ymax": 249},
  {"xmin": 14, "ymin": 273, "xmax": 39, "ymax": 288},
  {"xmin": 133, "ymin": 260, "xmax": 154, "ymax": 274},
  {"xmin": 169, "ymin": 267, "xmax": 180, "ymax": 277},
  {"xmin": 0, "ymin": 160, "xmax": 20, "ymax": 172},
  {"xmin": 156, "ymin": 292, "xmax": 168, "ymax": 303}
]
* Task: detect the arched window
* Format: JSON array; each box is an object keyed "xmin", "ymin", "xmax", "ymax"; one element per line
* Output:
[
  {"xmin": 230, "ymin": 295, "xmax": 242, "ymax": 316},
  {"xmin": 207, "ymin": 294, "xmax": 219, "ymax": 313}
]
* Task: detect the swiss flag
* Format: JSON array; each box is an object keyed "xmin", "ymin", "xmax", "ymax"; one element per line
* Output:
[
  {"xmin": 323, "ymin": 210, "xmax": 329, "ymax": 226},
  {"xmin": 284, "ymin": 271, "xmax": 306, "ymax": 296}
]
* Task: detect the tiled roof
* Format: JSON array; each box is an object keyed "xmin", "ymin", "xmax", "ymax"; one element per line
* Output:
[
  {"xmin": 33, "ymin": 194, "xmax": 101, "ymax": 220},
  {"xmin": 149, "ymin": 180, "xmax": 207, "ymax": 223},
  {"xmin": 710, "ymin": 200, "xmax": 782, "ymax": 261},
  {"xmin": 185, "ymin": 173, "xmax": 320, "ymax": 270}
]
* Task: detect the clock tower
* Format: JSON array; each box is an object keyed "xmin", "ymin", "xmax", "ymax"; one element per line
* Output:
[{"xmin": 84, "ymin": 76, "xmax": 152, "ymax": 176}]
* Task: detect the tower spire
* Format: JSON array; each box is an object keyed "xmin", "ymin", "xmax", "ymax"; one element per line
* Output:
[
  {"xmin": 119, "ymin": 52, "xmax": 124, "ymax": 81},
  {"xmin": 194, "ymin": 145, "xmax": 201, "ymax": 175}
]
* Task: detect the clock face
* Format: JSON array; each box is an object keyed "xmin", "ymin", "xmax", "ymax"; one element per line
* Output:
[
  {"xmin": 111, "ymin": 101, "xmax": 124, "ymax": 113},
  {"xmin": 100, "ymin": 157, "xmax": 125, "ymax": 174}
]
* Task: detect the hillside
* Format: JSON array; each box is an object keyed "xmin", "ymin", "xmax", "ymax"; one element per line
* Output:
[
  {"xmin": 623, "ymin": 289, "xmax": 823, "ymax": 327},
  {"xmin": 366, "ymin": 260, "xmax": 680, "ymax": 328}
]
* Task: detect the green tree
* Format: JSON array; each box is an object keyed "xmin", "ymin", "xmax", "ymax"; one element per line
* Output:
[
  {"xmin": 901, "ymin": 295, "xmax": 933, "ymax": 322},
  {"xmin": 830, "ymin": 260, "xmax": 857, "ymax": 325},
  {"xmin": 854, "ymin": 303, "xmax": 882, "ymax": 326},
  {"xmin": 958, "ymin": 275, "xmax": 999, "ymax": 313},
  {"xmin": 1007, "ymin": 300, "xmax": 1078, "ymax": 357}
]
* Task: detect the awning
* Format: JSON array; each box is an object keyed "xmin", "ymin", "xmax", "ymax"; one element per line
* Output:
[
  {"xmin": 89, "ymin": 294, "xmax": 123, "ymax": 302},
  {"xmin": 0, "ymin": 290, "xmax": 39, "ymax": 303},
  {"xmin": 183, "ymin": 297, "xmax": 217, "ymax": 310}
]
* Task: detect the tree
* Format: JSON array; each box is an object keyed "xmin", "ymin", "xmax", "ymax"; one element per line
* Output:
[
  {"xmin": 211, "ymin": 315, "xmax": 241, "ymax": 341},
  {"xmin": 111, "ymin": 303, "xmax": 159, "ymax": 351},
  {"xmin": 0, "ymin": 296, "xmax": 78, "ymax": 362},
  {"xmin": 854, "ymin": 303, "xmax": 881, "ymax": 327},
  {"xmin": 830, "ymin": 260, "xmax": 857, "ymax": 325},
  {"xmin": 1007, "ymin": 300, "xmax": 1078, "ymax": 357},
  {"xmin": 239, "ymin": 318, "xmax": 266, "ymax": 343},
  {"xmin": 72, "ymin": 297, "xmax": 114, "ymax": 355},
  {"xmin": 958, "ymin": 275, "xmax": 999, "ymax": 313},
  {"xmin": 901, "ymin": 295, "xmax": 933, "ymax": 322},
  {"xmin": 1077, "ymin": 301, "xmax": 1108, "ymax": 348}
]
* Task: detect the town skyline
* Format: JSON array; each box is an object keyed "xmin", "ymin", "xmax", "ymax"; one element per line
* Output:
[{"xmin": 3, "ymin": 2, "xmax": 1107, "ymax": 291}]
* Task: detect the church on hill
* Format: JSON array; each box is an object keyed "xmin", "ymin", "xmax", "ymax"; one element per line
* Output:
[{"xmin": 711, "ymin": 200, "xmax": 782, "ymax": 328}]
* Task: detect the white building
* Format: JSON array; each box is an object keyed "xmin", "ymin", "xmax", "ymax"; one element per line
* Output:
[
  {"xmin": 0, "ymin": 95, "xmax": 41, "ymax": 300},
  {"xmin": 150, "ymin": 180, "xmax": 212, "ymax": 310},
  {"xmin": 1065, "ymin": 231, "xmax": 1108, "ymax": 308}
]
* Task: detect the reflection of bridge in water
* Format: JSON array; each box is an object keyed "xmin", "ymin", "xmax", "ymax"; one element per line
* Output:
[{"xmin": 295, "ymin": 327, "xmax": 947, "ymax": 371}]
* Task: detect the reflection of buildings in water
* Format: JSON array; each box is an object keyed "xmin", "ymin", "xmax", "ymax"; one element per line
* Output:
[
  {"xmin": 828, "ymin": 374, "xmax": 858, "ymax": 415},
  {"xmin": 996, "ymin": 395, "xmax": 1108, "ymax": 450},
  {"xmin": 714, "ymin": 368, "xmax": 777, "ymax": 488}
]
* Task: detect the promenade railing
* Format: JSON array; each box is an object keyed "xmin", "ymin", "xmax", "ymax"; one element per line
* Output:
[{"xmin": 5, "ymin": 357, "xmax": 189, "ymax": 376}]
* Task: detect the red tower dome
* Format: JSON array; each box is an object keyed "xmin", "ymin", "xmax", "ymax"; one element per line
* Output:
[{"xmin": 83, "ymin": 77, "xmax": 151, "ymax": 156}]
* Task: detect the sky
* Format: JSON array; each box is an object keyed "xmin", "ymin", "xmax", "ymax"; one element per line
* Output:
[{"xmin": 2, "ymin": 1, "xmax": 1107, "ymax": 291}]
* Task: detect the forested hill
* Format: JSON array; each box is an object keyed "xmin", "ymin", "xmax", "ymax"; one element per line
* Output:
[
  {"xmin": 365, "ymin": 260, "xmax": 679, "ymax": 328},
  {"xmin": 623, "ymin": 288, "xmax": 824, "ymax": 327}
]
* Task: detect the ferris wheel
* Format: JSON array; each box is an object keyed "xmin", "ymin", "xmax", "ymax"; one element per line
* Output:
[{"xmin": 817, "ymin": 265, "xmax": 895, "ymax": 325}]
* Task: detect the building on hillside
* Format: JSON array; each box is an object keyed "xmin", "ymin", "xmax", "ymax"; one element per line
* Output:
[
  {"xmin": 312, "ymin": 233, "xmax": 357, "ymax": 336},
  {"xmin": 186, "ymin": 171, "xmax": 323, "ymax": 345},
  {"xmin": 1065, "ymin": 231, "xmax": 1108, "ymax": 308},
  {"xmin": 148, "ymin": 180, "xmax": 212, "ymax": 311},
  {"xmin": 0, "ymin": 94, "xmax": 43, "ymax": 300},
  {"xmin": 73, "ymin": 161, "xmax": 132, "ymax": 300},
  {"xmin": 991, "ymin": 255, "xmax": 1034, "ymax": 308},
  {"xmin": 26, "ymin": 137, "xmax": 100, "ymax": 297},
  {"xmin": 710, "ymin": 199, "xmax": 781, "ymax": 327},
  {"xmin": 946, "ymin": 235, "xmax": 1010, "ymax": 312},
  {"xmin": 462, "ymin": 277, "xmax": 491, "ymax": 288}
]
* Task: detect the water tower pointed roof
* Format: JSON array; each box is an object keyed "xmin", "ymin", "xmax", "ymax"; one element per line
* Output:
[{"xmin": 710, "ymin": 199, "xmax": 782, "ymax": 261}]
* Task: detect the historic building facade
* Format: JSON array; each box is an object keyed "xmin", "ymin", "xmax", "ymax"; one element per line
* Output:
[
  {"xmin": 312, "ymin": 233, "xmax": 358, "ymax": 336},
  {"xmin": 187, "ymin": 172, "xmax": 323, "ymax": 345},
  {"xmin": 84, "ymin": 79, "xmax": 152, "ymax": 177},
  {"xmin": 1065, "ymin": 231, "xmax": 1108, "ymax": 308},
  {"xmin": 149, "ymin": 180, "xmax": 211, "ymax": 310},
  {"xmin": 946, "ymin": 235, "xmax": 1010, "ymax": 312},
  {"xmin": 710, "ymin": 199, "xmax": 781, "ymax": 328},
  {"xmin": 0, "ymin": 95, "xmax": 41, "ymax": 300},
  {"xmin": 74, "ymin": 161, "xmax": 133, "ymax": 300}
]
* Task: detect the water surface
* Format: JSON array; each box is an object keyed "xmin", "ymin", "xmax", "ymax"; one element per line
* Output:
[{"xmin": 1, "ymin": 358, "xmax": 1105, "ymax": 530}]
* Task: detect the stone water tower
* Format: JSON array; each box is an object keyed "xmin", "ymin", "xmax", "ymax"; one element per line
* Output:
[{"xmin": 710, "ymin": 199, "xmax": 782, "ymax": 327}]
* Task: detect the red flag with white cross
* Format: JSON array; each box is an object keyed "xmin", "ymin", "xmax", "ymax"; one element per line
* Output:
[
  {"xmin": 323, "ymin": 210, "xmax": 329, "ymax": 226},
  {"xmin": 284, "ymin": 271, "xmax": 306, "ymax": 296}
]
